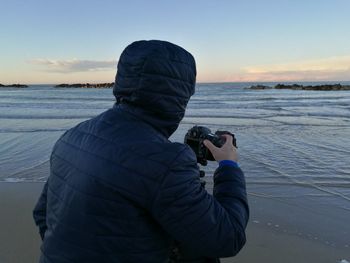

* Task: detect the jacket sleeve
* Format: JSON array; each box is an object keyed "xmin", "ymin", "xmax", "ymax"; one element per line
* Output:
[
  {"xmin": 151, "ymin": 145, "xmax": 249, "ymax": 258},
  {"xmin": 33, "ymin": 181, "xmax": 48, "ymax": 240}
]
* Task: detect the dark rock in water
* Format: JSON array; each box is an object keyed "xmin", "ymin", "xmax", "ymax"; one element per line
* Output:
[
  {"xmin": 248, "ymin": 85, "xmax": 273, "ymax": 90},
  {"xmin": 55, "ymin": 83, "xmax": 114, "ymax": 88},
  {"xmin": 274, "ymin": 83, "xmax": 350, "ymax": 91},
  {"xmin": 247, "ymin": 83, "xmax": 350, "ymax": 91},
  {"xmin": 0, "ymin": 84, "xmax": 28, "ymax": 88},
  {"xmin": 275, "ymin": 84, "xmax": 304, "ymax": 90}
]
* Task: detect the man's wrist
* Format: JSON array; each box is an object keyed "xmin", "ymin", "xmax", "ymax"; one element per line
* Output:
[{"xmin": 219, "ymin": 160, "xmax": 239, "ymax": 168}]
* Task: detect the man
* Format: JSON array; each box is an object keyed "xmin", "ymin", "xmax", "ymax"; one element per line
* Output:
[{"xmin": 33, "ymin": 40, "xmax": 249, "ymax": 263}]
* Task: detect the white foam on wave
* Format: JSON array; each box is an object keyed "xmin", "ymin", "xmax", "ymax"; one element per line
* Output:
[
  {"xmin": 1, "ymin": 177, "xmax": 46, "ymax": 183},
  {"xmin": 3, "ymin": 178, "xmax": 26, "ymax": 183}
]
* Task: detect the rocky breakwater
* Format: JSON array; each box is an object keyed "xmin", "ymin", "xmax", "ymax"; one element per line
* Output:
[
  {"xmin": 0, "ymin": 84, "xmax": 28, "ymax": 88},
  {"xmin": 248, "ymin": 83, "xmax": 350, "ymax": 91},
  {"xmin": 55, "ymin": 83, "xmax": 114, "ymax": 88},
  {"xmin": 247, "ymin": 85, "xmax": 273, "ymax": 90}
]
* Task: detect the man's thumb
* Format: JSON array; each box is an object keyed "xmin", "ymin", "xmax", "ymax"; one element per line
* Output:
[{"xmin": 203, "ymin": 140, "xmax": 216, "ymax": 152}]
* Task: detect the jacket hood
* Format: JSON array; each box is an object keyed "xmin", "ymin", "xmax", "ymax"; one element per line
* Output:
[{"xmin": 113, "ymin": 40, "xmax": 196, "ymax": 138}]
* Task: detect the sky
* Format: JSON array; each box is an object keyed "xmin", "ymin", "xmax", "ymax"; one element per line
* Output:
[{"xmin": 0, "ymin": 0, "xmax": 350, "ymax": 84}]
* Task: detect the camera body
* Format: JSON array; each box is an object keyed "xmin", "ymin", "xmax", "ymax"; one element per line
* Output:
[{"xmin": 184, "ymin": 126, "xmax": 237, "ymax": 165}]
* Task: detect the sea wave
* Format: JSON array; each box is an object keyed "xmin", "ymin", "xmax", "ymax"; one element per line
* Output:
[
  {"xmin": 0, "ymin": 115, "xmax": 94, "ymax": 119},
  {"xmin": 0, "ymin": 128, "xmax": 69, "ymax": 133},
  {"xmin": 0, "ymin": 95, "xmax": 112, "ymax": 101},
  {"xmin": 1, "ymin": 84, "xmax": 350, "ymax": 209}
]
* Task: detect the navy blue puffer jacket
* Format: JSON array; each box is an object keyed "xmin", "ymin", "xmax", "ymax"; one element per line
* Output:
[{"xmin": 33, "ymin": 40, "xmax": 249, "ymax": 263}]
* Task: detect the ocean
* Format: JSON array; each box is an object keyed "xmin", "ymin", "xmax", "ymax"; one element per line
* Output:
[
  {"xmin": 1, "ymin": 83, "xmax": 350, "ymax": 193},
  {"xmin": 1, "ymin": 82, "xmax": 350, "ymax": 255}
]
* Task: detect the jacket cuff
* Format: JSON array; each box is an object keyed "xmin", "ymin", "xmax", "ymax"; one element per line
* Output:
[{"xmin": 219, "ymin": 160, "xmax": 239, "ymax": 168}]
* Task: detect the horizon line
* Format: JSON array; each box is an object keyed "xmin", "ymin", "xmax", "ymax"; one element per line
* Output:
[{"xmin": 2, "ymin": 80, "xmax": 350, "ymax": 86}]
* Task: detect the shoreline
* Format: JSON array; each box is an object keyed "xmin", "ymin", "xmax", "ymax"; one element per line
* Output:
[{"xmin": 0, "ymin": 182, "xmax": 348, "ymax": 263}]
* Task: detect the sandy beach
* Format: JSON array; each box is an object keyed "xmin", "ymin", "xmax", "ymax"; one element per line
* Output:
[
  {"xmin": 0, "ymin": 183, "xmax": 42, "ymax": 263},
  {"xmin": 0, "ymin": 182, "xmax": 348, "ymax": 263}
]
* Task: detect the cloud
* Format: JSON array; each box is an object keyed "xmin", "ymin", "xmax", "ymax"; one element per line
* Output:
[
  {"xmin": 231, "ymin": 55, "xmax": 350, "ymax": 82},
  {"xmin": 29, "ymin": 58, "xmax": 117, "ymax": 73}
]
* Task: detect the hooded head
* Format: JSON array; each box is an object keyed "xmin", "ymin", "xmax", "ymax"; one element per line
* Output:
[{"xmin": 113, "ymin": 40, "xmax": 196, "ymax": 138}]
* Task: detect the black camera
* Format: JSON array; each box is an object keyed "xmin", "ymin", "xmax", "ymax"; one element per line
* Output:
[{"xmin": 184, "ymin": 126, "xmax": 237, "ymax": 165}]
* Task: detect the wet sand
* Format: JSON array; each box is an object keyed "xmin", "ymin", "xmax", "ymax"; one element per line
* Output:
[
  {"xmin": 0, "ymin": 183, "xmax": 42, "ymax": 263},
  {"xmin": 0, "ymin": 182, "xmax": 349, "ymax": 263}
]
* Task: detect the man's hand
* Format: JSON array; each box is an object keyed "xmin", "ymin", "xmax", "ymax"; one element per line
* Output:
[{"xmin": 203, "ymin": 134, "xmax": 238, "ymax": 162}]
